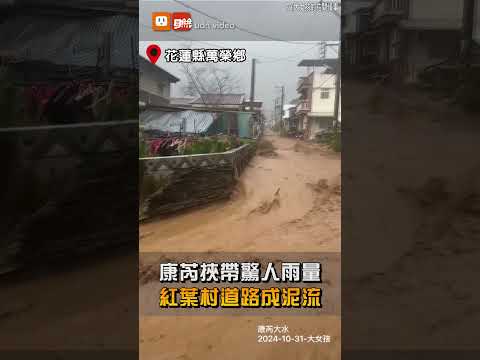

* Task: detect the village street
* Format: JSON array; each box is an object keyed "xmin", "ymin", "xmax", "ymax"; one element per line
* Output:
[
  {"xmin": 139, "ymin": 133, "xmax": 340, "ymax": 253},
  {"xmin": 139, "ymin": 133, "xmax": 341, "ymax": 360}
]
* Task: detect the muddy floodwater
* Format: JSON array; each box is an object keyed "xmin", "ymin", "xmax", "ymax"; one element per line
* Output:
[
  {"xmin": 140, "ymin": 134, "xmax": 341, "ymax": 253},
  {"xmin": 140, "ymin": 133, "xmax": 341, "ymax": 360}
]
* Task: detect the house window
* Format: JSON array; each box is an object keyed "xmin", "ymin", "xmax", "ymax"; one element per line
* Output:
[{"xmin": 320, "ymin": 89, "xmax": 330, "ymax": 99}]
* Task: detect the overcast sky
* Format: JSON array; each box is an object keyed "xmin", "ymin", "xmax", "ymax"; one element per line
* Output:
[
  {"xmin": 140, "ymin": 1, "xmax": 340, "ymax": 42},
  {"xmin": 139, "ymin": 0, "xmax": 340, "ymax": 117},
  {"xmin": 140, "ymin": 41, "xmax": 339, "ymax": 117}
]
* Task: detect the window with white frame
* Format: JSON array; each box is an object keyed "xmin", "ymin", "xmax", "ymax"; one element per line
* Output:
[{"xmin": 320, "ymin": 89, "xmax": 330, "ymax": 99}]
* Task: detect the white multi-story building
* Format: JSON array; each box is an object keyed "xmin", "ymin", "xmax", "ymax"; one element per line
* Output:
[{"xmin": 296, "ymin": 59, "xmax": 338, "ymax": 140}]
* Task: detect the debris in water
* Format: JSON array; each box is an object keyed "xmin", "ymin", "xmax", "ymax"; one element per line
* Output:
[
  {"xmin": 306, "ymin": 179, "xmax": 329, "ymax": 193},
  {"xmin": 249, "ymin": 188, "xmax": 281, "ymax": 215},
  {"xmin": 256, "ymin": 139, "xmax": 278, "ymax": 157}
]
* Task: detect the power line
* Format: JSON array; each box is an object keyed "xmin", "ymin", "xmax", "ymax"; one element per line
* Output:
[
  {"xmin": 258, "ymin": 44, "xmax": 319, "ymax": 64},
  {"xmin": 140, "ymin": 21, "xmax": 320, "ymax": 63},
  {"xmin": 171, "ymin": 0, "xmax": 321, "ymax": 45},
  {"xmin": 140, "ymin": 0, "xmax": 341, "ymax": 47},
  {"xmin": 312, "ymin": 73, "xmax": 336, "ymax": 90},
  {"xmin": 181, "ymin": 63, "xmax": 207, "ymax": 104}
]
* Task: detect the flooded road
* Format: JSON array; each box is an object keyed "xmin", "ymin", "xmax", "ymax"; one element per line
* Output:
[
  {"xmin": 140, "ymin": 133, "xmax": 341, "ymax": 253},
  {"xmin": 140, "ymin": 133, "xmax": 341, "ymax": 360}
]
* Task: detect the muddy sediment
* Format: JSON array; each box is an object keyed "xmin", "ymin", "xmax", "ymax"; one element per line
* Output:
[{"xmin": 139, "ymin": 133, "xmax": 341, "ymax": 359}]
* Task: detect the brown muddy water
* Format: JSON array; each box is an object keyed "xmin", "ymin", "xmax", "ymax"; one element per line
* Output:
[
  {"xmin": 139, "ymin": 133, "xmax": 341, "ymax": 360},
  {"xmin": 139, "ymin": 134, "xmax": 341, "ymax": 253}
]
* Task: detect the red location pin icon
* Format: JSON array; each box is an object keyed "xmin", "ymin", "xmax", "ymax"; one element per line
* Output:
[{"xmin": 146, "ymin": 44, "xmax": 161, "ymax": 64}]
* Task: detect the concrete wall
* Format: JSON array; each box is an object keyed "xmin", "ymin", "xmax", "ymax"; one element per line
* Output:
[
  {"xmin": 310, "ymin": 72, "xmax": 336, "ymax": 117},
  {"xmin": 308, "ymin": 117, "xmax": 334, "ymax": 140},
  {"xmin": 408, "ymin": 0, "xmax": 463, "ymax": 22},
  {"xmin": 140, "ymin": 143, "xmax": 255, "ymax": 219},
  {"xmin": 139, "ymin": 59, "xmax": 173, "ymax": 105},
  {"xmin": 140, "ymin": 75, "xmax": 170, "ymax": 99}
]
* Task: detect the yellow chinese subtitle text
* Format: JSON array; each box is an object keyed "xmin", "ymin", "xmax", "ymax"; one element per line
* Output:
[{"xmin": 159, "ymin": 287, "xmax": 322, "ymax": 308}]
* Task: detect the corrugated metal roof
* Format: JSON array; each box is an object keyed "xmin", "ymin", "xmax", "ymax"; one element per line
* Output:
[
  {"xmin": 140, "ymin": 110, "xmax": 217, "ymax": 134},
  {"xmin": 0, "ymin": 14, "xmax": 138, "ymax": 69},
  {"xmin": 192, "ymin": 93, "xmax": 245, "ymax": 105},
  {"xmin": 170, "ymin": 97, "xmax": 195, "ymax": 105}
]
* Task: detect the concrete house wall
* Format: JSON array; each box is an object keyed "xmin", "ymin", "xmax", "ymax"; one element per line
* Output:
[
  {"xmin": 408, "ymin": 0, "xmax": 463, "ymax": 22},
  {"xmin": 308, "ymin": 117, "xmax": 334, "ymax": 140},
  {"xmin": 295, "ymin": 69, "xmax": 337, "ymax": 140},
  {"xmin": 139, "ymin": 66, "xmax": 171, "ymax": 101},
  {"xmin": 310, "ymin": 71, "xmax": 336, "ymax": 117},
  {"xmin": 139, "ymin": 57, "xmax": 178, "ymax": 106}
]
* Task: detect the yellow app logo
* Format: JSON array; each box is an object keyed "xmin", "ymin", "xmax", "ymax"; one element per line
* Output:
[{"xmin": 152, "ymin": 12, "xmax": 171, "ymax": 31}]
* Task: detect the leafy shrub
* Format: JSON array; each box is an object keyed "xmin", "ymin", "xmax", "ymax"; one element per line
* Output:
[
  {"xmin": 139, "ymin": 130, "xmax": 151, "ymax": 157},
  {"xmin": 328, "ymin": 130, "xmax": 341, "ymax": 152},
  {"xmin": 315, "ymin": 128, "xmax": 341, "ymax": 152},
  {"xmin": 256, "ymin": 139, "xmax": 277, "ymax": 157},
  {"xmin": 182, "ymin": 136, "xmax": 241, "ymax": 155}
]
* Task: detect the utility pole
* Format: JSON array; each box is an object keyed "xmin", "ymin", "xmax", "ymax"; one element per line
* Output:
[
  {"xmin": 333, "ymin": 58, "xmax": 340, "ymax": 130},
  {"xmin": 328, "ymin": 3, "xmax": 341, "ymax": 131},
  {"xmin": 249, "ymin": 58, "xmax": 257, "ymax": 135},
  {"xmin": 275, "ymin": 85, "xmax": 285, "ymax": 130},
  {"xmin": 249, "ymin": 58, "xmax": 256, "ymax": 109},
  {"xmin": 329, "ymin": 43, "xmax": 340, "ymax": 130},
  {"xmin": 274, "ymin": 97, "xmax": 279, "ymax": 126},
  {"xmin": 280, "ymin": 85, "xmax": 285, "ymax": 129},
  {"xmin": 318, "ymin": 41, "xmax": 327, "ymax": 59}
]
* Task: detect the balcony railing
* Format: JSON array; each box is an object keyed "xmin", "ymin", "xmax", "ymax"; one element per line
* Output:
[
  {"xmin": 296, "ymin": 75, "xmax": 313, "ymax": 91},
  {"xmin": 296, "ymin": 100, "xmax": 311, "ymax": 112}
]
